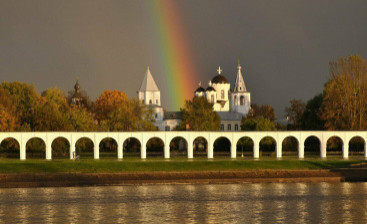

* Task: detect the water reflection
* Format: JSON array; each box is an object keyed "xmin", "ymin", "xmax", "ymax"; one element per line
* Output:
[{"xmin": 0, "ymin": 183, "xmax": 367, "ymax": 223}]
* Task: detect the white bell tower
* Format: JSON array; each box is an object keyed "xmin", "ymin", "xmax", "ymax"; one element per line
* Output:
[
  {"xmin": 231, "ymin": 62, "xmax": 251, "ymax": 115},
  {"xmin": 138, "ymin": 67, "xmax": 164, "ymax": 124}
]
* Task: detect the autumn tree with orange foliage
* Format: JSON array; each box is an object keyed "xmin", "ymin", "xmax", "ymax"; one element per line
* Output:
[
  {"xmin": 95, "ymin": 90, "xmax": 128, "ymax": 122},
  {"xmin": 247, "ymin": 104, "xmax": 276, "ymax": 121},
  {"xmin": 95, "ymin": 90, "xmax": 155, "ymax": 131},
  {"xmin": 0, "ymin": 88, "xmax": 19, "ymax": 131},
  {"xmin": 321, "ymin": 55, "xmax": 367, "ymax": 130},
  {"xmin": 104, "ymin": 99, "xmax": 156, "ymax": 131}
]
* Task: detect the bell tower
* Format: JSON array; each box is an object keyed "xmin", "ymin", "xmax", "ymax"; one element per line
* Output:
[
  {"xmin": 231, "ymin": 62, "xmax": 251, "ymax": 115},
  {"xmin": 138, "ymin": 67, "xmax": 164, "ymax": 125}
]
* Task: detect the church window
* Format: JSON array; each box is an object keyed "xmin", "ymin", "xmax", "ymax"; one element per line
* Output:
[
  {"xmin": 234, "ymin": 96, "xmax": 237, "ymax": 105},
  {"xmin": 235, "ymin": 124, "xmax": 238, "ymax": 131},
  {"xmin": 211, "ymin": 95, "xmax": 214, "ymax": 103},
  {"xmin": 240, "ymin": 96, "xmax": 244, "ymax": 105},
  {"xmin": 149, "ymin": 100, "xmax": 152, "ymax": 104},
  {"xmin": 221, "ymin": 124, "xmax": 224, "ymax": 130},
  {"xmin": 228, "ymin": 124, "xmax": 231, "ymax": 131},
  {"xmin": 240, "ymin": 87, "xmax": 242, "ymax": 91},
  {"xmin": 221, "ymin": 90, "xmax": 224, "ymax": 99}
]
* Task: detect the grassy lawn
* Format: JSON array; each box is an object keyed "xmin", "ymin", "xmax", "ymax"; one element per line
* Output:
[{"xmin": 0, "ymin": 157, "xmax": 365, "ymax": 173}]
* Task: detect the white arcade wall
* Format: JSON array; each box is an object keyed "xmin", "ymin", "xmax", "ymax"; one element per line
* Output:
[{"xmin": 0, "ymin": 131, "xmax": 366, "ymax": 160}]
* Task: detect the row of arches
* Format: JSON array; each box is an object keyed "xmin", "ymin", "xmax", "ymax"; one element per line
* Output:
[{"xmin": 0, "ymin": 135, "xmax": 365, "ymax": 159}]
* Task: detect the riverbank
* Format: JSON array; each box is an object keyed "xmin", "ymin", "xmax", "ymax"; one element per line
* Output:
[
  {"xmin": 1, "ymin": 168, "xmax": 367, "ymax": 188},
  {"xmin": 0, "ymin": 158, "xmax": 366, "ymax": 187}
]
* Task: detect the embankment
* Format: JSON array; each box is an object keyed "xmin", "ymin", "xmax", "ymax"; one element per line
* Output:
[{"xmin": 1, "ymin": 168, "xmax": 366, "ymax": 188}]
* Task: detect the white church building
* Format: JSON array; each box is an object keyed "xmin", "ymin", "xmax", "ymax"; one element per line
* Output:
[{"xmin": 138, "ymin": 63, "xmax": 251, "ymax": 131}]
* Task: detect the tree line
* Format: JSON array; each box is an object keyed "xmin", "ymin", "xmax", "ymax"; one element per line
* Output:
[
  {"xmin": 1, "ymin": 54, "xmax": 366, "ymax": 133},
  {"xmin": 0, "ymin": 83, "xmax": 156, "ymax": 132},
  {"xmin": 285, "ymin": 54, "xmax": 367, "ymax": 131}
]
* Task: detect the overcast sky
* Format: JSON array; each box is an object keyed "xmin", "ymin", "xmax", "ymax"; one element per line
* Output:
[{"xmin": 1, "ymin": 0, "xmax": 367, "ymax": 119}]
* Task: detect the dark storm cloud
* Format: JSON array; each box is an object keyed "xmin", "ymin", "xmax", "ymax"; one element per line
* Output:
[{"xmin": 1, "ymin": 0, "xmax": 367, "ymax": 119}]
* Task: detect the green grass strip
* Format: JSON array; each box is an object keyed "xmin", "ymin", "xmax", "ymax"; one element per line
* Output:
[{"xmin": 0, "ymin": 157, "xmax": 364, "ymax": 173}]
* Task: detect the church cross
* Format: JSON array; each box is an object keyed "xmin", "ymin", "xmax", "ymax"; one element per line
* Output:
[{"xmin": 217, "ymin": 66, "xmax": 222, "ymax": 74}]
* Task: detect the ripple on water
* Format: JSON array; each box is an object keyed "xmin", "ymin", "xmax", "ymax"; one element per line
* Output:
[{"xmin": 0, "ymin": 183, "xmax": 366, "ymax": 223}]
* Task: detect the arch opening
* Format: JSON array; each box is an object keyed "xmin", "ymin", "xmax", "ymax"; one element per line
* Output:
[
  {"xmin": 304, "ymin": 136, "xmax": 321, "ymax": 157},
  {"xmin": 236, "ymin": 137, "xmax": 254, "ymax": 157},
  {"xmin": 327, "ymin": 136, "xmax": 343, "ymax": 158},
  {"xmin": 240, "ymin": 96, "xmax": 244, "ymax": 105},
  {"xmin": 99, "ymin": 137, "xmax": 118, "ymax": 159},
  {"xmin": 26, "ymin": 137, "xmax": 46, "ymax": 159},
  {"xmin": 193, "ymin": 137, "xmax": 207, "ymax": 157},
  {"xmin": 282, "ymin": 136, "xmax": 299, "ymax": 158},
  {"xmin": 75, "ymin": 137, "xmax": 94, "ymax": 159},
  {"xmin": 146, "ymin": 137, "xmax": 164, "ymax": 158},
  {"xmin": 348, "ymin": 136, "xmax": 365, "ymax": 158},
  {"xmin": 213, "ymin": 137, "xmax": 231, "ymax": 157},
  {"xmin": 123, "ymin": 137, "xmax": 141, "ymax": 157},
  {"xmin": 51, "ymin": 137, "xmax": 70, "ymax": 159},
  {"xmin": 170, "ymin": 137, "xmax": 188, "ymax": 158},
  {"xmin": 259, "ymin": 136, "xmax": 276, "ymax": 157},
  {"xmin": 0, "ymin": 138, "xmax": 20, "ymax": 159}
]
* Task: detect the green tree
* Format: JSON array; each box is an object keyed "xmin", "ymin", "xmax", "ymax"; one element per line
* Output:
[
  {"xmin": 176, "ymin": 96, "xmax": 221, "ymax": 131},
  {"xmin": 33, "ymin": 88, "xmax": 73, "ymax": 131},
  {"xmin": 321, "ymin": 54, "xmax": 367, "ymax": 130},
  {"xmin": 285, "ymin": 99, "xmax": 306, "ymax": 130},
  {"xmin": 1, "ymin": 81, "xmax": 40, "ymax": 130},
  {"xmin": 301, "ymin": 93, "xmax": 325, "ymax": 130},
  {"xmin": 241, "ymin": 117, "xmax": 276, "ymax": 131},
  {"xmin": 67, "ymin": 108, "xmax": 97, "ymax": 131}
]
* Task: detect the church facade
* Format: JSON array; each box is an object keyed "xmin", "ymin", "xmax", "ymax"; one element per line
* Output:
[{"xmin": 138, "ymin": 63, "xmax": 251, "ymax": 131}]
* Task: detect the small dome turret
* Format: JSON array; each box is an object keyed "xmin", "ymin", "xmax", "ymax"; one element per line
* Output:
[
  {"xmin": 206, "ymin": 80, "xmax": 216, "ymax": 92},
  {"xmin": 74, "ymin": 79, "xmax": 80, "ymax": 93},
  {"xmin": 195, "ymin": 87, "xmax": 205, "ymax": 93},
  {"xmin": 194, "ymin": 81, "xmax": 205, "ymax": 93},
  {"xmin": 206, "ymin": 86, "xmax": 216, "ymax": 91}
]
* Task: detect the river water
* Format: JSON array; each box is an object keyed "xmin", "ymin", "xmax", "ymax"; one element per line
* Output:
[{"xmin": 0, "ymin": 182, "xmax": 366, "ymax": 223}]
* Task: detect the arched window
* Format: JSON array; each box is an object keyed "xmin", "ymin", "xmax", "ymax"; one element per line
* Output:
[
  {"xmin": 156, "ymin": 99, "xmax": 158, "ymax": 104},
  {"xmin": 221, "ymin": 90, "xmax": 224, "ymax": 99},
  {"xmin": 240, "ymin": 96, "xmax": 244, "ymax": 105},
  {"xmin": 149, "ymin": 100, "xmax": 152, "ymax": 104},
  {"xmin": 235, "ymin": 124, "xmax": 238, "ymax": 131},
  {"xmin": 234, "ymin": 96, "xmax": 237, "ymax": 105}
]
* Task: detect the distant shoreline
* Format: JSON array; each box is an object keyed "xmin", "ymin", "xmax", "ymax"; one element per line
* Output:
[{"xmin": 1, "ymin": 169, "xmax": 366, "ymax": 188}]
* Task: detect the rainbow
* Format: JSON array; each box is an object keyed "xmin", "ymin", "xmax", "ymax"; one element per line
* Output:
[{"xmin": 147, "ymin": 0, "xmax": 199, "ymax": 110}]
